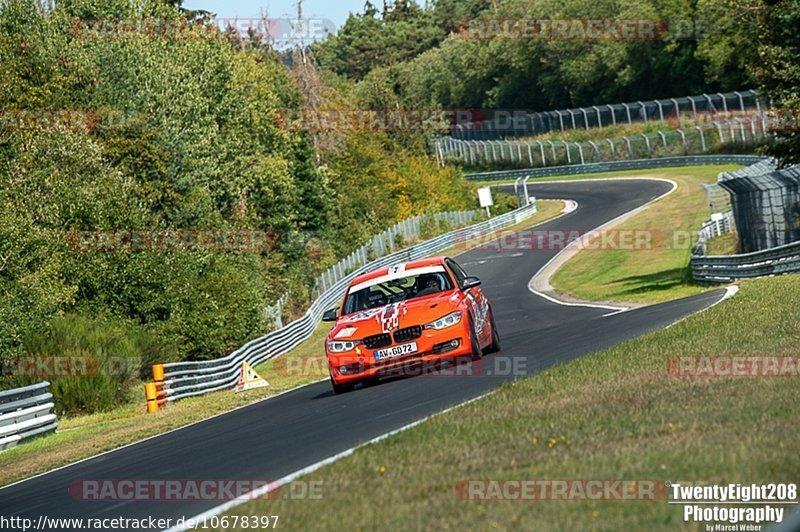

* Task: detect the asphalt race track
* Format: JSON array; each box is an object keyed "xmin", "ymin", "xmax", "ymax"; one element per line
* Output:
[{"xmin": 0, "ymin": 179, "xmax": 730, "ymax": 530}]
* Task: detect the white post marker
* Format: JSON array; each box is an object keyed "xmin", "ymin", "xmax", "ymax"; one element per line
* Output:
[
  {"xmin": 478, "ymin": 187, "xmax": 494, "ymax": 217},
  {"xmin": 235, "ymin": 361, "xmax": 270, "ymax": 392}
]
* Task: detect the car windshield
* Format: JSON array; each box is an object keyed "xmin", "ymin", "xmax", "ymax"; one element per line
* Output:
[{"xmin": 343, "ymin": 268, "xmax": 454, "ymax": 314}]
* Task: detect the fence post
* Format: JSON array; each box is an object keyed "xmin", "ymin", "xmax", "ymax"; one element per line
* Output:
[
  {"xmin": 593, "ymin": 106, "xmax": 602, "ymax": 128},
  {"xmin": 607, "ymin": 104, "xmax": 617, "ymax": 126},
  {"xmin": 717, "ymin": 93, "xmax": 729, "ymax": 112},
  {"xmin": 695, "ymin": 126, "xmax": 706, "ymax": 151},
  {"xmin": 537, "ymin": 141, "xmax": 546, "ymax": 166},
  {"xmin": 658, "ymin": 131, "xmax": 668, "ymax": 149}
]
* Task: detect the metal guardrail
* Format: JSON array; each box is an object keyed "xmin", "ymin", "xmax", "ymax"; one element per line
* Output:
[
  {"xmin": 313, "ymin": 210, "xmax": 478, "ymax": 297},
  {"xmin": 693, "ymin": 211, "xmax": 736, "ymax": 256},
  {"xmin": 158, "ymin": 202, "xmax": 539, "ymax": 402},
  {"xmin": 719, "ymin": 160, "xmax": 800, "ymax": 252},
  {"xmin": 465, "ymin": 155, "xmax": 766, "ymax": 182},
  {"xmin": 691, "ymin": 158, "xmax": 800, "ymax": 283},
  {"xmin": 0, "ymin": 382, "xmax": 58, "ymax": 452},
  {"xmin": 692, "ymin": 239, "xmax": 800, "ymax": 284}
]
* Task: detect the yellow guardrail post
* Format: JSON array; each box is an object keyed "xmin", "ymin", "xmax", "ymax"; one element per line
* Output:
[{"xmin": 145, "ymin": 383, "xmax": 159, "ymax": 413}]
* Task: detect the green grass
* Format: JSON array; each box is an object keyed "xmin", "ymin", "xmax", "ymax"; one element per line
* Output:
[
  {"xmin": 470, "ymin": 164, "xmax": 744, "ymax": 187},
  {"xmin": 0, "ymin": 200, "xmax": 567, "ymax": 487},
  {"xmin": 519, "ymin": 121, "xmax": 677, "ymax": 144},
  {"xmin": 223, "ymin": 275, "xmax": 800, "ymax": 531},
  {"xmin": 545, "ymin": 165, "xmax": 742, "ymax": 304},
  {"xmin": 706, "ymin": 232, "xmax": 740, "ymax": 255}
]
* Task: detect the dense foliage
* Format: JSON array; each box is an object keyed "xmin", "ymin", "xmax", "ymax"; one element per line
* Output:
[
  {"xmin": 320, "ymin": 0, "xmax": 797, "ymax": 162},
  {"xmin": 0, "ymin": 0, "xmax": 473, "ymax": 407}
]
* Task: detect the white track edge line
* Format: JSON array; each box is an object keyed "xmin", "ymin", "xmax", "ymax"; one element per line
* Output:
[
  {"xmin": 0, "ymin": 199, "xmax": 564, "ymax": 490},
  {"xmin": 526, "ymin": 177, "xmax": 679, "ymax": 312},
  {"xmin": 663, "ymin": 285, "xmax": 739, "ymax": 330},
  {"xmin": 165, "ymin": 391, "xmax": 495, "ymax": 532},
  {"xmin": 0, "ymin": 378, "xmax": 327, "ymax": 492},
  {"xmin": 167, "ymin": 284, "xmax": 741, "ymax": 531}
]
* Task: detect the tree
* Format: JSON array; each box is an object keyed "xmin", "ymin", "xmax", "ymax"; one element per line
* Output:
[{"xmin": 747, "ymin": 0, "xmax": 800, "ymax": 165}]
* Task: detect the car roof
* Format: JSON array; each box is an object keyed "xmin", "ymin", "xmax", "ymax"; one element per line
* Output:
[{"xmin": 349, "ymin": 256, "xmax": 449, "ymax": 287}]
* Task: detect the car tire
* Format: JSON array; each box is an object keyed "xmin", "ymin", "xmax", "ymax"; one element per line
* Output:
[
  {"xmin": 330, "ymin": 373, "xmax": 354, "ymax": 395},
  {"xmin": 485, "ymin": 309, "xmax": 501, "ymax": 354},
  {"xmin": 469, "ymin": 315, "xmax": 483, "ymax": 360}
]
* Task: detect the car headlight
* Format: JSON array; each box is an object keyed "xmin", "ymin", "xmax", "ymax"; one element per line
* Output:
[
  {"xmin": 424, "ymin": 311, "xmax": 463, "ymax": 330},
  {"xmin": 327, "ymin": 340, "xmax": 362, "ymax": 353}
]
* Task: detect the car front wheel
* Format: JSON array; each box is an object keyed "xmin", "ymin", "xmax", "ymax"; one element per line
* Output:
[{"xmin": 330, "ymin": 372, "xmax": 355, "ymax": 395}]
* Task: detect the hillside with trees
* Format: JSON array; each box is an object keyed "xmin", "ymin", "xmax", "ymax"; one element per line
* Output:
[
  {"xmin": 1, "ymin": 0, "xmax": 796, "ymax": 413},
  {"xmin": 0, "ymin": 0, "xmax": 473, "ymax": 410}
]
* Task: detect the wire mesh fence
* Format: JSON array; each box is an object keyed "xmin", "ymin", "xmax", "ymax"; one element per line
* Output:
[
  {"xmin": 718, "ymin": 160, "xmax": 800, "ymax": 252},
  {"xmin": 437, "ymin": 113, "xmax": 772, "ymax": 169},
  {"xmin": 449, "ymin": 90, "xmax": 764, "ymax": 141},
  {"xmin": 312, "ymin": 210, "xmax": 479, "ymax": 297}
]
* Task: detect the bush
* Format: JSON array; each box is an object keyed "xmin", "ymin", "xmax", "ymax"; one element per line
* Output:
[{"xmin": 0, "ymin": 314, "xmax": 159, "ymax": 416}]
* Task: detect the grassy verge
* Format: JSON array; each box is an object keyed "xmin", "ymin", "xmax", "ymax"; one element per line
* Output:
[
  {"xmin": 548, "ymin": 165, "xmax": 741, "ymax": 304},
  {"xmin": 470, "ymin": 164, "xmax": 743, "ymax": 187},
  {"xmin": 224, "ymin": 275, "xmax": 800, "ymax": 531},
  {"xmin": 0, "ymin": 201, "xmax": 566, "ymax": 487},
  {"xmin": 706, "ymin": 232, "xmax": 740, "ymax": 255}
]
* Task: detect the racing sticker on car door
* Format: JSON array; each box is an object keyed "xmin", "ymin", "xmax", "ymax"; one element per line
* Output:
[
  {"xmin": 376, "ymin": 301, "xmax": 408, "ymax": 333},
  {"xmin": 466, "ymin": 291, "xmax": 489, "ymax": 334}
]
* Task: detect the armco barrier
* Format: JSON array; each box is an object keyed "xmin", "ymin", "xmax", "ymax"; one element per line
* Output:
[
  {"xmin": 465, "ymin": 155, "xmax": 766, "ymax": 182},
  {"xmin": 691, "ymin": 240, "xmax": 800, "ymax": 284},
  {"xmin": 693, "ymin": 211, "xmax": 736, "ymax": 256},
  {"xmin": 0, "ymin": 382, "xmax": 58, "ymax": 452},
  {"xmin": 156, "ymin": 202, "xmax": 539, "ymax": 403},
  {"xmin": 691, "ymin": 158, "xmax": 800, "ymax": 283}
]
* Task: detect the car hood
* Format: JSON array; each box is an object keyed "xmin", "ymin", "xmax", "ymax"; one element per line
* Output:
[{"xmin": 330, "ymin": 291, "xmax": 460, "ymax": 340}]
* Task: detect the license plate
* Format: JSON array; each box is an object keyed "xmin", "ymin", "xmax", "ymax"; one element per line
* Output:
[{"xmin": 374, "ymin": 342, "xmax": 418, "ymax": 361}]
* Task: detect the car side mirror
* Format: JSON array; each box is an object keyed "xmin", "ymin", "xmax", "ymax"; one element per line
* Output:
[
  {"xmin": 462, "ymin": 276, "xmax": 482, "ymax": 290},
  {"xmin": 322, "ymin": 309, "xmax": 339, "ymax": 322}
]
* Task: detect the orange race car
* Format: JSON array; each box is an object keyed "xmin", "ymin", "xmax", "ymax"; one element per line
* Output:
[{"xmin": 322, "ymin": 256, "xmax": 501, "ymax": 394}]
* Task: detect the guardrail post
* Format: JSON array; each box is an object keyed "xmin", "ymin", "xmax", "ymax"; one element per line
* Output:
[
  {"xmin": 145, "ymin": 383, "xmax": 159, "ymax": 413},
  {"xmin": 153, "ymin": 364, "xmax": 164, "ymax": 383}
]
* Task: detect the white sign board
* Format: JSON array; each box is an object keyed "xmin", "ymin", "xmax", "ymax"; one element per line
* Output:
[{"xmin": 478, "ymin": 187, "xmax": 494, "ymax": 208}]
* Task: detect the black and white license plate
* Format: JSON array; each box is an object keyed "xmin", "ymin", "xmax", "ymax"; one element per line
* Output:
[{"xmin": 374, "ymin": 342, "xmax": 418, "ymax": 361}]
